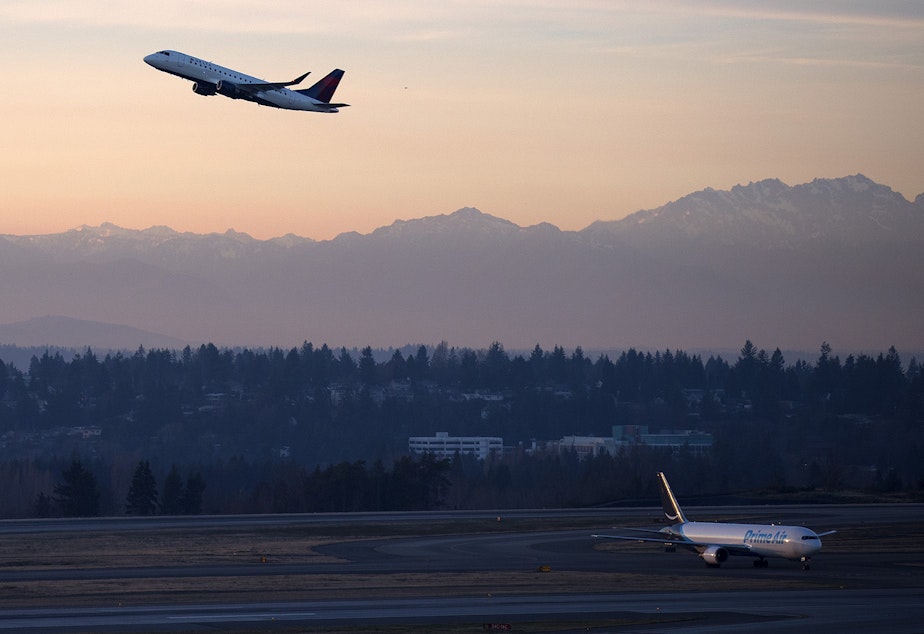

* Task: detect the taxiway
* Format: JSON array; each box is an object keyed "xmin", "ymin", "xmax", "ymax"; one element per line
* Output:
[{"xmin": 0, "ymin": 504, "xmax": 921, "ymax": 632}]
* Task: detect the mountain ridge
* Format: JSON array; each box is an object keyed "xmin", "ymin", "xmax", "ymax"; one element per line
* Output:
[
  {"xmin": 1, "ymin": 175, "xmax": 921, "ymax": 352},
  {"xmin": 6, "ymin": 174, "xmax": 919, "ymax": 250},
  {"xmin": 585, "ymin": 174, "xmax": 924, "ymax": 247},
  {"xmin": 0, "ymin": 315, "xmax": 189, "ymax": 351}
]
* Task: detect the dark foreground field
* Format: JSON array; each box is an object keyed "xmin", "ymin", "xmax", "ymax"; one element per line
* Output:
[{"xmin": 1, "ymin": 506, "xmax": 922, "ymax": 632}]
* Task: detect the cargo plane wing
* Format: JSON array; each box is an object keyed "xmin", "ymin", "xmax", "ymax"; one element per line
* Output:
[{"xmin": 143, "ymin": 50, "xmax": 348, "ymax": 113}]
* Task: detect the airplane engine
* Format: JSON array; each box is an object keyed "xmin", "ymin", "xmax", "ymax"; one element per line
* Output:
[
  {"xmin": 701, "ymin": 546, "xmax": 728, "ymax": 566},
  {"xmin": 192, "ymin": 82, "xmax": 217, "ymax": 96},
  {"xmin": 216, "ymin": 80, "xmax": 242, "ymax": 99}
]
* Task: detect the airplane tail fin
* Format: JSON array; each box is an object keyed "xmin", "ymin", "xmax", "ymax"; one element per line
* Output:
[
  {"xmin": 657, "ymin": 472, "xmax": 688, "ymax": 524},
  {"xmin": 297, "ymin": 69, "xmax": 345, "ymax": 103}
]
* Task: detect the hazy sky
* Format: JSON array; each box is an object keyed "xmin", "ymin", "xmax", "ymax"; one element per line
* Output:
[{"xmin": 2, "ymin": 1, "xmax": 922, "ymax": 240}]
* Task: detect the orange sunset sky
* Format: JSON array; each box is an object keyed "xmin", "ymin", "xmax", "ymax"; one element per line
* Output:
[{"xmin": 2, "ymin": 1, "xmax": 923, "ymax": 240}]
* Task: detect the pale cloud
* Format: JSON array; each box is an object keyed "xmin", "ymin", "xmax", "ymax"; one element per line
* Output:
[
  {"xmin": 725, "ymin": 53, "xmax": 922, "ymax": 71},
  {"xmin": 695, "ymin": 3, "xmax": 924, "ymax": 29},
  {"xmin": 5, "ymin": 0, "xmax": 922, "ymax": 32},
  {"xmin": 592, "ymin": 2, "xmax": 924, "ymax": 74},
  {"xmin": 0, "ymin": 1, "xmax": 343, "ymax": 33},
  {"xmin": 603, "ymin": 0, "xmax": 924, "ymax": 28}
]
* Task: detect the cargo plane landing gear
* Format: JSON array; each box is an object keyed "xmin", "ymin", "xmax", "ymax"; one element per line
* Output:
[{"xmin": 753, "ymin": 557, "xmax": 769, "ymax": 568}]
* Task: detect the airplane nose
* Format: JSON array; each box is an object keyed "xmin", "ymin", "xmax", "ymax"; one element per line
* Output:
[{"xmin": 143, "ymin": 54, "xmax": 156, "ymax": 66}]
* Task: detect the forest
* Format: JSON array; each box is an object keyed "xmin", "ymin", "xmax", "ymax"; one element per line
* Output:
[{"xmin": 0, "ymin": 340, "xmax": 922, "ymax": 518}]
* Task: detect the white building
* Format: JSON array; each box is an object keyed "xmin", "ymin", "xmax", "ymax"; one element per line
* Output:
[
  {"xmin": 409, "ymin": 432, "xmax": 503, "ymax": 460},
  {"xmin": 557, "ymin": 435, "xmax": 615, "ymax": 459}
]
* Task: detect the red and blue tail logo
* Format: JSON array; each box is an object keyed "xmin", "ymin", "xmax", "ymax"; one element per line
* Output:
[{"xmin": 298, "ymin": 69, "xmax": 344, "ymax": 103}]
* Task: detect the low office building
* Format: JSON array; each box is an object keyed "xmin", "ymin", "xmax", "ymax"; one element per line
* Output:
[
  {"xmin": 409, "ymin": 432, "xmax": 503, "ymax": 460},
  {"xmin": 613, "ymin": 425, "xmax": 713, "ymax": 454},
  {"xmin": 556, "ymin": 435, "xmax": 615, "ymax": 459}
]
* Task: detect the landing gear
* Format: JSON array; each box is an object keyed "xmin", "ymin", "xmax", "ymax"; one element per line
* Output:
[
  {"xmin": 801, "ymin": 556, "xmax": 811, "ymax": 571},
  {"xmin": 753, "ymin": 558, "xmax": 769, "ymax": 568},
  {"xmin": 664, "ymin": 543, "xmax": 676, "ymax": 553}
]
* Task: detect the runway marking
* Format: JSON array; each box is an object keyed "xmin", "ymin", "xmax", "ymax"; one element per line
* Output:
[{"xmin": 169, "ymin": 612, "xmax": 317, "ymax": 620}]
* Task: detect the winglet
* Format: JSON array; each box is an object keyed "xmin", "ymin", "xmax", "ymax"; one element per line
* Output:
[
  {"xmin": 286, "ymin": 71, "xmax": 311, "ymax": 86},
  {"xmin": 657, "ymin": 472, "xmax": 688, "ymax": 524}
]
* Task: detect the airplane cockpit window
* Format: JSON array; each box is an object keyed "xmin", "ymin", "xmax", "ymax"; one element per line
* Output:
[{"xmin": 158, "ymin": 51, "xmax": 170, "ymax": 56}]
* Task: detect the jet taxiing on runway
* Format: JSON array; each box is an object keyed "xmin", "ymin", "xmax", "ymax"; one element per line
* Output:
[
  {"xmin": 593, "ymin": 472, "xmax": 835, "ymax": 569},
  {"xmin": 143, "ymin": 50, "xmax": 348, "ymax": 113}
]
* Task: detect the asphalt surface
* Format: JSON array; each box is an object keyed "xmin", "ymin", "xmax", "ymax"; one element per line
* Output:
[
  {"xmin": 2, "ymin": 589, "xmax": 923, "ymax": 633},
  {"xmin": 1, "ymin": 504, "xmax": 922, "ymax": 632},
  {"xmin": 1, "ymin": 502, "xmax": 910, "ymax": 535}
]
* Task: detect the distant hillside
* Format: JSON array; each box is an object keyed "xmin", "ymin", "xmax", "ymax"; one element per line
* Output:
[
  {"xmin": 0, "ymin": 316, "xmax": 190, "ymax": 352},
  {"xmin": 1, "ymin": 175, "xmax": 922, "ymax": 352}
]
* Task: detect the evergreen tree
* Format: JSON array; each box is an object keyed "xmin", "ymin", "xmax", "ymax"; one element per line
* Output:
[
  {"xmin": 813, "ymin": 341, "xmax": 842, "ymax": 404},
  {"xmin": 411, "ymin": 345, "xmax": 429, "ymax": 380},
  {"xmin": 160, "ymin": 464, "xmax": 185, "ymax": 515},
  {"xmin": 33, "ymin": 492, "xmax": 54, "ymax": 518},
  {"xmin": 386, "ymin": 349, "xmax": 406, "ymax": 382},
  {"xmin": 359, "ymin": 346, "xmax": 376, "ymax": 385},
  {"xmin": 181, "ymin": 471, "xmax": 206, "ymax": 515},
  {"xmin": 125, "ymin": 460, "xmax": 158, "ymax": 515},
  {"xmin": 733, "ymin": 340, "xmax": 760, "ymax": 398},
  {"xmin": 53, "ymin": 459, "xmax": 100, "ymax": 517}
]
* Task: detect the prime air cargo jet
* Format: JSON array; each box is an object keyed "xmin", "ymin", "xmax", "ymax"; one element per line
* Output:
[
  {"xmin": 593, "ymin": 472, "xmax": 835, "ymax": 570},
  {"xmin": 143, "ymin": 50, "xmax": 348, "ymax": 113}
]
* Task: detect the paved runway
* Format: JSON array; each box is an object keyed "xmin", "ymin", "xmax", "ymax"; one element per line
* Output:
[
  {"xmin": 2, "ymin": 588, "xmax": 923, "ymax": 633},
  {"xmin": 1, "ymin": 504, "xmax": 922, "ymax": 632},
  {"xmin": 0, "ymin": 501, "xmax": 911, "ymax": 535}
]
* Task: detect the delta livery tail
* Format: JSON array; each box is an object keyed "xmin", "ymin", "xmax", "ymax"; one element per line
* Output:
[
  {"xmin": 593, "ymin": 472, "xmax": 835, "ymax": 570},
  {"xmin": 143, "ymin": 50, "xmax": 348, "ymax": 113}
]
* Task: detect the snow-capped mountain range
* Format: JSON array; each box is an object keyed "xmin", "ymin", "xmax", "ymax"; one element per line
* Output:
[{"xmin": 1, "ymin": 175, "xmax": 922, "ymax": 353}]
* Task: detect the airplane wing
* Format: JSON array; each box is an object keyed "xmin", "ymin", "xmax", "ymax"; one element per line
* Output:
[
  {"xmin": 602, "ymin": 526, "xmax": 671, "ymax": 535},
  {"xmin": 232, "ymin": 71, "xmax": 311, "ymax": 95},
  {"xmin": 816, "ymin": 530, "xmax": 837, "ymax": 537},
  {"xmin": 593, "ymin": 532, "xmax": 700, "ymax": 554},
  {"xmin": 592, "ymin": 533, "xmax": 754, "ymax": 557},
  {"xmin": 593, "ymin": 533, "xmax": 683, "ymax": 543}
]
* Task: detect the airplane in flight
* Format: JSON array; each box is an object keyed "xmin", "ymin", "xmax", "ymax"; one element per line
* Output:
[
  {"xmin": 143, "ymin": 50, "xmax": 348, "ymax": 113},
  {"xmin": 593, "ymin": 472, "xmax": 835, "ymax": 570}
]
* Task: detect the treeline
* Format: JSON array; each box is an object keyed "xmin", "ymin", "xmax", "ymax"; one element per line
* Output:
[
  {"xmin": 245, "ymin": 454, "xmax": 450, "ymax": 513},
  {"xmin": 25, "ymin": 437, "xmax": 920, "ymax": 519},
  {"xmin": 0, "ymin": 340, "xmax": 922, "ymax": 517},
  {"xmin": 1, "ymin": 340, "xmax": 920, "ymax": 456},
  {"xmin": 3, "ymin": 340, "xmax": 920, "ymax": 428},
  {"xmin": 213, "ymin": 429, "xmax": 922, "ymax": 514},
  {"xmin": 26, "ymin": 453, "xmax": 451, "ymax": 517},
  {"xmin": 31, "ymin": 458, "xmax": 205, "ymax": 518}
]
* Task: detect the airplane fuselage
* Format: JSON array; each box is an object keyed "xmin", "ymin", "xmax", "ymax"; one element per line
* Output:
[
  {"xmin": 143, "ymin": 50, "xmax": 345, "ymax": 113},
  {"xmin": 665, "ymin": 521, "xmax": 824, "ymax": 561}
]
